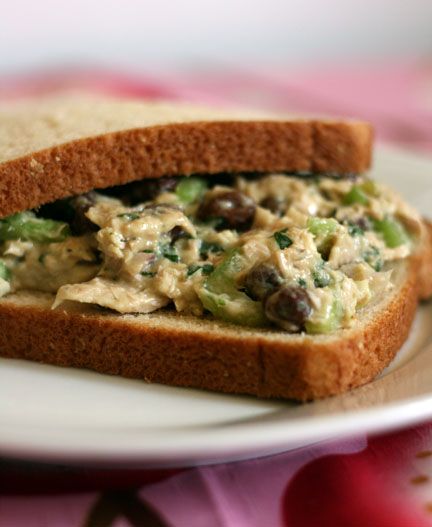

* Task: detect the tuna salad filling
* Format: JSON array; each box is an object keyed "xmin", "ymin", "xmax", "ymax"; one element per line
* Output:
[{"xmin": 0, "ymin": 173, "xmax": 421, "ymax": 334}]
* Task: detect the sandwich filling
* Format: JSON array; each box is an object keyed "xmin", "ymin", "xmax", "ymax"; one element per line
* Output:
[{"xmin": 0, "ymin": 173, "xmax": 421, "ymax": 334}]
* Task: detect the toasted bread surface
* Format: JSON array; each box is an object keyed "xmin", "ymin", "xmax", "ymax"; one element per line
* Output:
[
  {"xmin": 0, "ymin": 258, "xmax": 419, "ymax": 401},
  {"xmin": 0, "ymin": 96, "xmax": 372, "ymax": 218}
]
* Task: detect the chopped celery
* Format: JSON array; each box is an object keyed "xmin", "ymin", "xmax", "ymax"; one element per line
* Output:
[
  {"xmin": 176, "ymin": 177, "xmax": 207, "ymax": 204},
  {"xmin": 307, "ymin": 217, "xmax": 339, "ymax": 258},
  {"xmin": 197, "ymin": 249, "xmax": 267, "ymax": 326},
  {"xmin": 343, "ymin": 186, "xmax": 369, "ymax": 206},
  {"xmin": 372, "ymin": 216, "xmax": 410, "ymax": 248},
  {"xmin": 307, "ymin": 217, "xmax": 339, "ymax": 238},
  {"xmin": 0, "ymin": 212, "xmax": 70, "ymax": 243},
  {"xmin": 305, "ymin": 299, "xmax": 343, "ymax": 334},
  {"xmin": 0, "ymin": 261, "xmax": 11, "ymax": 281},
  {"xmin": 360, "ymin": 180, "xmax": 379, "ymax": 197}
]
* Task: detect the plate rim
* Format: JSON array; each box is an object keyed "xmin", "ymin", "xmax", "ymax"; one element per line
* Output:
[{"xmin": 1, "ymin": 144, "xmax": 432, "ymax": 466}]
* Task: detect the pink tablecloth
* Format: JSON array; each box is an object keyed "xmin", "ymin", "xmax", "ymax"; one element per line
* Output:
[{"xmin": 1, "ymin": 64, "xmax": 432, "ymax": 526}]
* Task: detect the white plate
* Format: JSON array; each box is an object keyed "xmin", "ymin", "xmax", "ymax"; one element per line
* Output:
[{"xmin": 1, "ymin": 144, "xmax": 432, "ymax": 467}]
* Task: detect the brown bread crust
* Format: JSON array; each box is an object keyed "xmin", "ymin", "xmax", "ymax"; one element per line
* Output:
[
  {"xmin": 417, "ymin": 221, "xmax": 432, "ymax": 300},
  {"xmin": 0, "ymin": 119, "xmax": 372, "ymax": 218},
  {"xmin": 0, "ymin": 259, "xmax": 419, "ymax": 401}
]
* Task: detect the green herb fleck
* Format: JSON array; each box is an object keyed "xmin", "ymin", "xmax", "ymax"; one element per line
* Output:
[
  {"xmin": 363, "ymin": 246, "xmax": 383, "ymax": 272},
  {"xmin": 274, "ymin": 229, "xmax": 293, "ymax": 250},
  {"xmin": 348, "ymin": 224, "xmax": 364, "ymax": 236},
  {"xmin": 298, "ymin": 278, "xmax": 307, "ymax": 288},
  {"xmin": 187, "ymin": 264, "xmax": 201, "ymax": 276},
  {"xmin": 0, "ymin": 261, "xmax": 11, "ymax": 281},
  {"xmin": 141, "ymin": 271, "xmax": 156, "ymax": 277},
  {"xmin": 162, "ymin": 245, "xmax": 180, "ymax": 263},
  {"xmin": 202, "ymin": 263, "xmax": 214, "ymax": 275},
  {"xmin": 312, "ymin": 268, "xmax": 331, "ymax": 288},
  {"xmin": 187, "ymin": 263, "xmax": 215, "ymax": 277},
  {"xmin": 200, "ymin": 241, "xmax": 224, "ymax": 259},
  {"xmin": 164, "ymin": 253, "xmax": 179, "ymax": 263}
]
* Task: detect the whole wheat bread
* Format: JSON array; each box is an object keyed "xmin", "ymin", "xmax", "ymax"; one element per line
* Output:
[
  {"xmin": 0, "ymin": 95, "xmax": 428, "ymax": 401},
  {"xmin": 0, "ymin": 96, "xmax": 372, "ymax": 218}
]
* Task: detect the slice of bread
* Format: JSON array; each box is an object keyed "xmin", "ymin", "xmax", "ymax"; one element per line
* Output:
[
  {"xmin": 0, "ymin": 95, "xmax": 372, "ymax": 218},
  {"xmin": 0, "ymin": 95, "xmax": 428, "ymax": 400},
  {"xmin": 0, "ymin": 257, "xmax": 421, "ymax": 400}
]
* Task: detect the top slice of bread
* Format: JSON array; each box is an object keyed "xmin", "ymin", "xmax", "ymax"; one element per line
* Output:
[{"xmin": 0, "ymin": 95, "xmax": 373, "ymax": 218}]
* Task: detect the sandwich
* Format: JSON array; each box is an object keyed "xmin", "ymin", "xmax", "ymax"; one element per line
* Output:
[{"xmin": 0, "ymin": 95, "xmax": 430, "ymax": 400}]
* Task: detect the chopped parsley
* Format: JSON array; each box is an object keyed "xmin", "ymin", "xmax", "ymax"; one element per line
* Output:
[
  {"xmin": 273, "ymin": 228, "xmax": 292, "ymax": 250},
  {"xmin": 298, "ymin": 278, "xmax": 307, "ymax": 288},
  {"xmin": 158, "ymin": 242, "xmax": 180, "ymax": 263},
  {"xmin": 0, "ymin": 261, "xmax": 11, "ymax": 281},
  {"xmin": 348, "ymin": 224, "xmax": 364, "ymax": 237},
  {"xmin": 364, "ymin": 246, "xmax": 383, "ymax": 272},
  {"xmin": 141, "ymin": 271, "xmax": 156, "ymax": 277},
  {"xmin": 187, "ymin": 263, "xmax": 215, "ymax": 277},
  {"xmin": 163, "ymin": 252, "xmax": 179, "ymax": 263},
  {"xmin": 312, "ymin": 268, "xmax": 331, "ymax": 288},
  {"xmin": 200, "ymin": 241, "xmax": 224, "ymax": 259}
]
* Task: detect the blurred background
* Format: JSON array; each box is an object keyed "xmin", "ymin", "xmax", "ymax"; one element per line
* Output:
[{"xmin": 1, "ymin": 0, "xmax": 432, "ymax": 149}]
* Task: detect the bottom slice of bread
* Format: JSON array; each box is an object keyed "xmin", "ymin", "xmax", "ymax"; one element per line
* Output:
[{"xmin": 0, "ymin": 259, "xmax": 418, "ymax": 400}]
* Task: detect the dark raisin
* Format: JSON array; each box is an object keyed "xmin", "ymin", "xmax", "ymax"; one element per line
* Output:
[
  {"xmin": 109, "ymin": 177, "xmax": 178, "ymax": 205},
  {"xmin": 244, "ymin": 263, "xmax": 283, "ymax": 300},
  {"xmin": 169, "ymin": 225, "xmax": 189, "ymax": 244},
  {"xmin": 352, "ymin": 217, "xmax": 372, "ymax": 231},
  {"xmin": 197, "ymin": 191, "xmax": 256, "ymax": 231},
  {"xmin": 70, "ymin": 192, "xmax": 99, "ymax": 234},
  {"xmin": 264, "ymin": 285, "xmax": 312, "ymax": 332},
  {"xmin": 260, "ymin": 196, "xmax": 286, "ymax": 216}
]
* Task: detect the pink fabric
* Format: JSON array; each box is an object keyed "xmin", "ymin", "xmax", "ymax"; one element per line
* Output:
[{"xmin": 1, "ymin": 64, "xmax": 432, "ymax": 526}]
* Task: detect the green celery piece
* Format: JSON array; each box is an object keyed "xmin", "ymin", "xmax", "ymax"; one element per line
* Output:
[
  {"xmin": 360, "ymin": 180, "xmax": 379, "ymax": 197},
  {"xmin": 373, "ymin": 216, "xmax": 410, "ymax": 248},
  {"xmin": 0, "ymin": 261, "xmax": 11, "ymax": 281},
  {"xmin": 307, "ymin": 217, "xmax": 339, "ymax": 238},
  {"xmin": 307, "ymin": 217, "xmax": 339, "ymax": 258},
  {"xmin": 343, "ymin": 186, "xmax": 369, "ymax": 206},
  {"xmin": 198, "ymin": 248, "xmax": 266, "ymax": 327},
  {"xmin": 305, "ymin": 299, "xmax": 343, "ymax": 334},
  {"xmin": 0, "ymin": 212, "xmax": 70, "ymax": 243},
  {"xmin": 176, "ymin": 177, "xmax": 208, "ymax": 204}
]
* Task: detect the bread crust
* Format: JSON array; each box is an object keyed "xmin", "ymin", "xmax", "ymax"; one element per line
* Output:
[
  {"xmin": 417, "ymin": 221, "xmax": 432, "ymax": 300},
  {"xmin": 0, "ymin": 98, "xmax": 372, "ymax": 218},
  {"xmin": 0, "ymin": 258, "xmax": 419, "ymax": 401}
]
